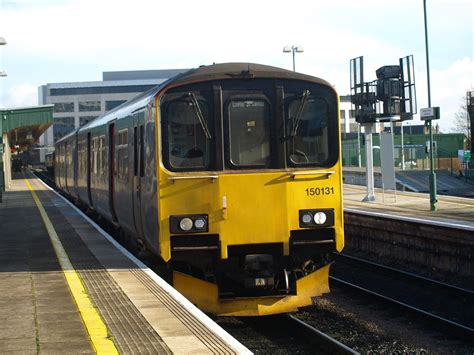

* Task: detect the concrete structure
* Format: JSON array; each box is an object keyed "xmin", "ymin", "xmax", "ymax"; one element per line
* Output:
[
  {"xmin": 339, "ymin": 95, "xmax": 358, "ymax": 134},
  {"xmin": 0, "ymin": 105, "xmax": 53, "ymax": 195},
  {"xmin": 38, "ymin": 69, "xmax": 189, "ymax": 147}
]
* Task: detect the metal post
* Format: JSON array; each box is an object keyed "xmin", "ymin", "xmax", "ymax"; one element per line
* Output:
[
  {"xmin": 292, "ymin": 48, "xmax": 296, "ymax": 72},
  {"xmin": 401, "ymin": 122, "xmax": 405, "ymax": 170},
  {"xmin": 362, "ymin": 123, "xmax": 376, "ymax": 201},
  {"xmin": 357, "ymin": 125, "xmax": 362, "ymax": 168},
  {"xmin": 423, "ymin": 0, "xmax": 437, "ymax": 211}
]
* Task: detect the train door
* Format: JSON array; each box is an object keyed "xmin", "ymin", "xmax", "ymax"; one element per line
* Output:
[
  {"xmin": 74, "ymin": 133, "xmax": 78, "ymax": 195},
  {"xmin": 56, "ymin": 143, "xmax": 62, "ymax": 189},
  {"xmin": 64, "ymin": 141, "xmax": 69, "ymax": 193},
  {"xmin": 132, "ymin": 111, "xmax": 145, "ymax": 239},
  {"xmin": 87, "ymin": 132, "xmax": 93, "ymax": 206},
  {"xmin": 108, "ymin": 123, "xmax": 118, "ymax": 222}
]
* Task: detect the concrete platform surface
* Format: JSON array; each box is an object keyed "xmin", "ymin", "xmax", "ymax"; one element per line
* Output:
[
  {"xmin": 344, "ymin": 184, "xmax": 474, "ymax": 229},
  {"xmin": 0, "ymin": 172, "xmax": 250, "ymax": 354}
]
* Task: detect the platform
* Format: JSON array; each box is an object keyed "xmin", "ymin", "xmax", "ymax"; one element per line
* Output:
[
  {"xmin": 343, "ymin": 184, "xmax": 474, "ymax": 229},
  {"xmin": 0, "ymin": 171, "xmax": 250, "ymax": 354}
]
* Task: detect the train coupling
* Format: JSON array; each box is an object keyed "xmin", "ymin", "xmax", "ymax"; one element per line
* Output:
[{"xmin": 243, "ymin": 254, "xmax": 275, "ymax": 290}]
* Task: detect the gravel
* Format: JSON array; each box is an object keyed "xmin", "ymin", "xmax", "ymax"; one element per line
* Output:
[{"xmin": 296, "ymin": 285, "xmax": 473, "ymax": 354}]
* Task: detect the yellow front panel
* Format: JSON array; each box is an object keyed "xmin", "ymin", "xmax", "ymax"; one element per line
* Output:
[
  {"xmin": 158, "ymin": 166, "xmax": 344, "ymax": 261},
  {"xmin": 173, "ymin": 263, "xmax": 331, "ymax": 316}
]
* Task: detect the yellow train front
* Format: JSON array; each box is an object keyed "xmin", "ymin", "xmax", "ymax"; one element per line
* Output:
[{"xmin": 157, "ymin": 63, "xmax": 344, "ymax": 316}]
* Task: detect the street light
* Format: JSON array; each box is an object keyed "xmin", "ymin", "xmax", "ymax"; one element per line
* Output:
[
  {"xmin": 423, "ymin": 0, "xmax": 437, "ymax": 212},
  {"xmin": 283, "ymin": 45, "xmax": 304, "ymax": 72},
  {"xmin": 0, "ymin": 36, "xmax": 5, "ymax": 202},
  {"xmin": 0, "ymin": 36, "xmax": 6, "ymax": 76}
]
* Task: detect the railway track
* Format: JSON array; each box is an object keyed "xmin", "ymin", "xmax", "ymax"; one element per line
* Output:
[
  {"xmin": 286, "ymin": 314, "xmax": 359, "ymax": 355},
  {"xmin": 213, "ymin": 314, "xmax": 360, "ymax": 354},
  {"xmin": 33, "ymin": 169, "xmax": 56, "ymax": 188},
  {"xmin": 330, "ymin": 253, "xmax": 474, "ymax": 339}
]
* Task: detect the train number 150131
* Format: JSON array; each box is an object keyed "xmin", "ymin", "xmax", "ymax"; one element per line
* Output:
[{"xmin": 305, "ymin": 187, "xmax": 335, "ymax": 196}]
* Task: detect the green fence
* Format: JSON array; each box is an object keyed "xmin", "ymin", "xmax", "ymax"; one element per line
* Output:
[{"xmin": 342, "ymin": 133, "xmax": 465, "ymax": 172}]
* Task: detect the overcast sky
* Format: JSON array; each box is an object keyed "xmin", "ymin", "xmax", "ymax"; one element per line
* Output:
[{"xmin": 0, "ymin": 0, "xmax": 472, "ymax": 132}]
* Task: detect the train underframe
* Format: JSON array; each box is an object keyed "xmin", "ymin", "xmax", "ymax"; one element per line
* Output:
[{"xmin": 170, "ymin": 229, "xmax": 336, "ymax": 316}]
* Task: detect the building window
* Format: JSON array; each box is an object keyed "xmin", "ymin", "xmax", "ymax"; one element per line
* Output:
[
  {"xmin": 79, "ymin": 101, "xmax": 101, "ymax": 112},
  {"xmin": 54, "ymin": 102, "xmax": 74, "ymax": 112},
  {"xmin": 349, "ymin": 123, "xmax": 359, "ymax": 133},
  {"xmin": 80, "ymin": 116, "xmax": 97, "ymax": 126},
  {"xmin": 53, "ymin": 117, "xmax": 75, "ymax": 142},
  {"xmin": 339, "ymin": 110, "xmax": 346, "ymax": 119},
  {"xmin": 106, "ymin": 100, "xmax": 126, "ymax": 111},
  {"xmin": 349, "ymin": 109, "xmax": 356, "ymax": 118},
  {"xmin": 50, "ymin": 85, "xmax": 156, "ymax": 96}
]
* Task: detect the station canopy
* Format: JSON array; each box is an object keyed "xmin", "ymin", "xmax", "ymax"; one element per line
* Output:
[{"xmin": 0, "ymin": 105, "xmax": 54, "ymax": 150}]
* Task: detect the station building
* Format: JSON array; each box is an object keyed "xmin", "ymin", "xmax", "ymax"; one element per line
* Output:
[
  {"xmin": 339, "ymin": 95, "xmax": 359, "ymax": 134},
  {"xmin": 38, "ymin": 69, "xmax": 188, "ymax": 148}
]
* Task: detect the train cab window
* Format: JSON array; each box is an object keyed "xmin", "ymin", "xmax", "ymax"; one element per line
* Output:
[
  {"xmin": 164, "ymin": 94, "xmax": 212, "ymax": 170},
  {"xmin": 286, "ymin": 92, "xmax": 329, "ymax": 165},
  {"xmin": 227, "ymin": 99, "xmax": 270, "ymax": 167}
]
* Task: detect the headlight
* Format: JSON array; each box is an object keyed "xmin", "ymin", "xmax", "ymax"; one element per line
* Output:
[
  {"xmin": 299, "ymin": 209, "xmax": 334, "ymax": 228},
  {"xmin": 301, "ymin": 213, "xmax": 313, "ymax": 224},
  {"xmin": 313, "ymin": 212, "xmax": 327, "ymax": 225},
  {"xmin": 194, "ymin": 218, "xmax": 206, "ymax": 229},
  {"xmin": 179, "ymin": 218, "xmax": 193, "ymax": 231},
  {"xmin": 170, "ymin": 214, "xmax": 209, "ymax": 234}
]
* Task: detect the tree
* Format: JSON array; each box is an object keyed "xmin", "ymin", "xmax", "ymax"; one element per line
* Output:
[{"xmin": 452, "ymin": 94, "xmax": 471, "ymax": 150}]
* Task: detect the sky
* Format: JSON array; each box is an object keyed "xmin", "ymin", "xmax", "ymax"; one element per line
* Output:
[{"xmin": 0, "ymin": 0, "xmax": 472, "ymax": 132}]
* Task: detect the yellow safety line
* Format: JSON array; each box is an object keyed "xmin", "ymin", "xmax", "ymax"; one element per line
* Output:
[{"xmin": 25, "ymin": 178, "xmax": 118, "ymax": 355}]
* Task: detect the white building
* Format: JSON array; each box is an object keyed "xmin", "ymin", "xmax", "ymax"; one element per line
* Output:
[{"xmin": 38, "ymin": 69, "xmax": 188, "ymax": 147}]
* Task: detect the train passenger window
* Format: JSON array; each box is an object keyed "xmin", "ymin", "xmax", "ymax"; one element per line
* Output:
[
  {"xmin": 287, "ymin": 94, "xmax": 329, "ymax": 165},
  {"xmin": 139, "ymin": 125, "xmax": 145, "ymax": 177},
  {"xmin": 117, "ymin": 129, "xmax": 129, "ymax": 181},
  {"xmin": 99, "ymin": 135, "xmax": 105, "ymax": 176},
  {"xmin": 165, "ymin": 96, "xmax": 211, "ymax": 169},
  {"xmin": 228, "ymin": 99, "xmax": 270, "ymax": 167},
  {"xmin": 134, "ymin": 127, "xmax": 138, "ymax": 176},
  {"xmin": 92, "ymin": 137, "xmax": 98, "ymax": 174}
]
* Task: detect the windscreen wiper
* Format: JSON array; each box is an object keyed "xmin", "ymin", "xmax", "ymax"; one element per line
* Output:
[
  {"xmin": 290, "ymin": 90, "xmax": 310, "ymax": 137},
  {"xmin": 188, "ymin": 92, "xmax": 212, "ymax": 139}
]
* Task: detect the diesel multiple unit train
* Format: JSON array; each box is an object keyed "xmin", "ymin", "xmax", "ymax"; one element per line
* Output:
[{"xmin": 55, "ymin": 63, "xmax": 344, "ymax": 316}]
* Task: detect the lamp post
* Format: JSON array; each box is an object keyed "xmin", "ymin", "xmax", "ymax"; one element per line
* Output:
[
  {"xmin": 423, "ymin": 0, "xmax": 437, "ymax": 211},
  {"xmin": 0, "ymin": 36, "xmax": 6, "ymax": 202},
  {"xmin": 283, "ymin": 45, "xmax": 304, "ymax": 72}
]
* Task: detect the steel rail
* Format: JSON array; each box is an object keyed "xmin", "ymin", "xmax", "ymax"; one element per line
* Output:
[
  {"xmin": 333, "ymin": 253, "xmax": 474, "ymax": 295},
  {"xmin": 286, "ymin": 314, "xmax": 359, "ymax": 355},
  {"xmin": 33, "ymin": 169, "xmax": 56, "ymax": 187},
  {"xmin": 329, "ymin": 276, "xmax": 474, "ymax": 338}
]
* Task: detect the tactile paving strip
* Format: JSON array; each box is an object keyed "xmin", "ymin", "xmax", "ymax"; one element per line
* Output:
[
  {"xmin": 35, "ymin": 189, "xmax": 172, "ymax": 354},
  {"xmin": 131, "ymin": 269, "xmax": 236, "ymax": 355}
]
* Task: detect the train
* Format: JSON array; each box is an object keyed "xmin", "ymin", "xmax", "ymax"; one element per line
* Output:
[{"xmin": 55, "ymin": 63, "xmax": 344, "ymax": 316}]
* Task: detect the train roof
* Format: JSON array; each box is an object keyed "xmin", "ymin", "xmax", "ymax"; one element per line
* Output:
[
  {"xmin": 55, "ymin": 63, "xmax": 334, "ymax": 145},
  {"xmin": 167, "ymin": 62, "xmax": 333, "ymax": 88}
]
